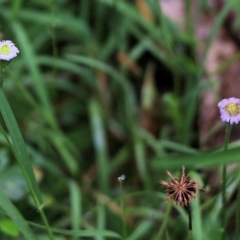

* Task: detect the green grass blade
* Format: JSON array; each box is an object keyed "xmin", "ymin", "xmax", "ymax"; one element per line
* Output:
[
  {"xmin": 11, "ymin": 21, "xmax": 55, "ymax": 126},
  {"xmin": 191, "ymin": 194, "xmax": 202, "ymax": 240},
  {"xmin": 126, "ymin": 219, "xmax": 154, "ymax": 240},
  {"xmin": 0, "ymin": 188, "xmax": 37, "ymax": 240},
  {"xmin": 29, "ymin": 222, "xmax": 121, "ymax": 238},
  {"xmin": 96, "ymin": 203, "xmax": 106, "ymax": 240},
  {"xmin": 66, "ymin": 55, "xmax": 137, "ymax": 132},
  {"xmin": 89, "ymin": 98, "xmax": 109, "ymax": 193},
  {"xmin": 49, "ymin": 132, "xmax": 78, "ymax": 174},
  {"xmin": 133, "ymin": 138, "xmax": 151, "ymax": 190},
  {"xmin": 69, "ymin": 180, "xmax": 82, "ymax": 240},
  {"xmin": 0, "ymin": 89, "xmax": 54, "ymax": 239},
  {"xmin": 0, "ymin": 88, "xmax": 42, "ymax": 203},
  {"xmin": 151, "ymin": 147, "xmax": 240, "ymax": 169}
]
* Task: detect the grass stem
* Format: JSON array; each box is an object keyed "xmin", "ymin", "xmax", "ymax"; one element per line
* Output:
[
  {"xmin": 221, "ymin": 123, "xmax": 232, "ymax": 239},
  {"xmin": 235, "ymin": 178, "xmax": 240, "ymax": 238},
  {"xmin": 119, "ymin": 176, "xmax": 126, "ymax": 239}
]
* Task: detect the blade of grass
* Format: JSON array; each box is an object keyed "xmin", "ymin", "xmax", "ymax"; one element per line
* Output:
[
  {"xmin": 10, "ymin": 0, "xmax": 23, "ymax": 18},
  {"xmin": 97, "ymin": 203, "xmax": 106, "ymax": 240},
  {"xmin": 66, "ymin": 55, "xmax": 135, "ymax": 103},
  {"xmin": 7, "ymin": 66, "xmax": 78, "ymax": 176},
  {"xmin": 11, "ymin": 21, "xmax": 55, "ymax": 126},
  {"xmin": 155, "ymin": 202, "xmax": 172, "ymax": 239},
  {"xmin": 126, "ymin": 219, "xmax": 154, "ymax": 240},
  {"xmin": 0, "ymin": 7, "xmax": 91, "ymax": 40},
  {"xmin": 110, "ymin": 145, "xmax": 131, "ymax": 172},
  {"xmin": 29, "ymin": 221, "xmax": 121, "ymax": 238},
  {"xmin": 69, "ymin": 180, "xmax": 82, "ymax": 240},
  {"xmin": 37, "ymin": 56, "xmax": 96, "ymax": 88},
  {"xmin": 89, "ymin": 98, "xmax": 109, "ymax": 193},
  {"xmin": 151, "ymin": 147, "xmax": 240, "ymax": 169},
  {"xmin": 4, "ymin": 19, "xmax": 79, "ymax": 174},
  {"xmin": 89, "ymin": 98, "xmax": 108, "ymax": 240},
  {"xmin": 96, "ymin": 0, "xmax": 163, "ymax": 41},
  {"xmin": 0, "ymin": 89, "xmax": 42, "ymax": 206},
  {"xmin": 66, "ymin": 55, "xmax": 137, "ymax": 136},
  {"xmin": 0, "ymin": 88, "xmax": 54, "ymax": 240},
  {"xmin": 134, "ymin": 138, "xmax": 152, "ymax": 190},
  {"xmin": 48, "ymin": 132, "xmax": 78, "ymax": 175},
  {"xmin": 0, "ymin": 188, "xmax": 37, "ymax": 240},
  {"xmin": 191, "ymin": 172, "xmax": 203, "ymax": 240},
  {"xmin": 48, "ymin": 0, "xmax": 58, "ymax": 99}
]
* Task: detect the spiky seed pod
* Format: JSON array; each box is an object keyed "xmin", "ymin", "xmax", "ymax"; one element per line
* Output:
[{"xmin": 160, "ymin": 166, "xmax": 204, "ymax": 206}]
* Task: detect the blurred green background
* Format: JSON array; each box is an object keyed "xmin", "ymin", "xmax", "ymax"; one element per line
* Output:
[{"xmin": 0, "ymin": 0, "xmax": 240, "ymax": 239}]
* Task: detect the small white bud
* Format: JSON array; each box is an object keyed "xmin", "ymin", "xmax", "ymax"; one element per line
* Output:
[{"xmin": 118, "ymin": 174, "xmax": 125, "ymax": 182}]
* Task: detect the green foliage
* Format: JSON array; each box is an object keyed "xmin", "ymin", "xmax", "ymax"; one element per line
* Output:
[
  {"xmin": 0, "ymin": 219, "xmax": 19, "ymax": 237},
  {"xmin": 0, "ymin": 0, "xmax": 239, "ymax": 239}
]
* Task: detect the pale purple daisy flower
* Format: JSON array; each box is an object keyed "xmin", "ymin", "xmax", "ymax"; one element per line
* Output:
[
  {"xmin": 218, "ymin": 97, "xmax": 240, "ymax": 124},
  {"xmin": 0, "ymin": 40, "xmax": 19, "ymax": 61}
]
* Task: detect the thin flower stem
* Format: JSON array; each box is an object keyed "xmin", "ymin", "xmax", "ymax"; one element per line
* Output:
[
  {"xmin": 223, "ymin": 123, "xmax": 232, "ymax": 151},
  {"xmin": 120, "ymin": 180, "xmax": 126, "ymax": 240},
  {"xmin": 221, "ymin": 123, "xmax": 232, "ymax": 239},
  {"xmin": 0, "ymin": 61, "xmax": 5, "ymax": 88},
  {"xmin": 0, "ymin": 61, "xmax": 9, "ymax": 88},
  {"xmin": 235, "ymin": 180, "xmax": 240, "ymax": 238}
]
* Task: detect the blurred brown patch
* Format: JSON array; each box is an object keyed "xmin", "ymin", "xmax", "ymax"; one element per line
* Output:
[
  {"xmin": 196, "ymin": 15, "xmax": 240, "ymax": 148},
  {"xmin": 135, "ymin": 0, "xmax": 155, "ymax": 23},
  {"xmin": 117, "ymin": 52, "xmax": 142, "ymax": 76},
  {"xmin": 194, "ymin": 4, "xmax": 240, "ymax": 197}
]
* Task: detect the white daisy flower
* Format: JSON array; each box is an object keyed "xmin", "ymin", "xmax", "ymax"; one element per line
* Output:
[
  {"xmin": 218, "ymin": 97, "xmax": 240, "ymax": 124},
  {"xmin": 0, "ymin": 40, "xmax": 19, "ymax": 61}
]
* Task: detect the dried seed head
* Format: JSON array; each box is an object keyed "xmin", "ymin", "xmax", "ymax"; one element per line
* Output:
[{"xmin": 159, "ymin": 166, "xmax": 204, "ymax": 206}]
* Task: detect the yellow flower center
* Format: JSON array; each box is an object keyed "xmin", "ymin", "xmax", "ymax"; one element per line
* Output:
[
  {"xmin": 0, "ymin": 45, "xmax": 11, "ymax": 55},
  {"xmin": 225, "ymin": 103, "xmax": 240, "ymax": 116}
]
